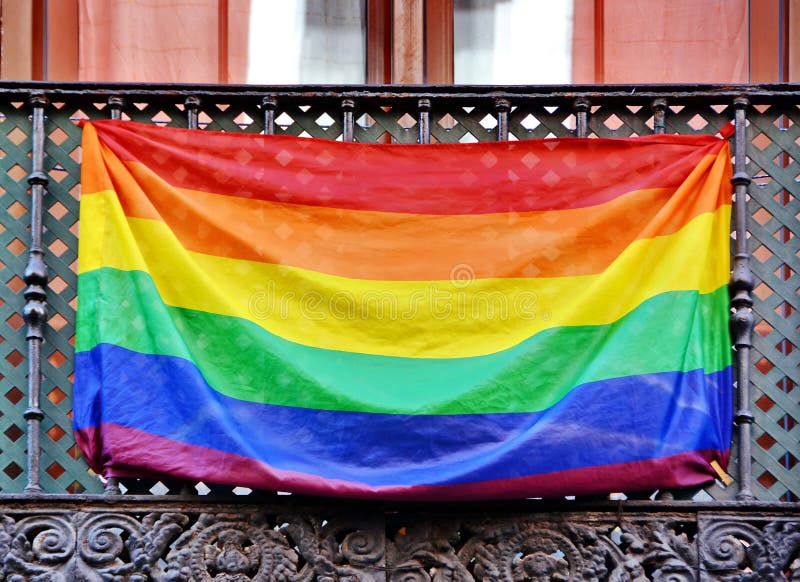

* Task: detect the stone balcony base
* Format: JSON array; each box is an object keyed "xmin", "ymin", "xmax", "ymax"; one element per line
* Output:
[{"xmin": 0, "ymin": 496, "xmax": 797, "ymax": 580}]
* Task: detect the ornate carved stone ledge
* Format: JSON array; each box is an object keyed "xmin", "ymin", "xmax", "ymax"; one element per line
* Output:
[{"xmin": 0, "ymin": 496, "xmax": 796, "ymax": 581}]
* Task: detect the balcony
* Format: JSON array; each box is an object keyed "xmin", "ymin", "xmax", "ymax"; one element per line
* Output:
[{"xmin": 0, "ymin": 81, "xmax": 797, "ymax": 580}]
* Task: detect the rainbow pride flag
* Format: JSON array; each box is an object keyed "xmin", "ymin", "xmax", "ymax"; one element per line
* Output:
[{"xmin": 74, "ymin": 119, "xmax": 733, "ymax": 500}]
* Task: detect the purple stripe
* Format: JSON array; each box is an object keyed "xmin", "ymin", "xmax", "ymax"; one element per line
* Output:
[{"xmin": 77, "ymin": 424, "xmax": 728, "ymax": 500}]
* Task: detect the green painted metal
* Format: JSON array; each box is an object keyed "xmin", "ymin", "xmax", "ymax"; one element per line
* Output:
[{"xmin": 0, "ymin": 88, "xmax": 795, "ymax": 500}]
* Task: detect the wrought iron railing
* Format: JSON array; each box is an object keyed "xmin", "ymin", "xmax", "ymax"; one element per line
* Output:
[
  {"xmin": 0, "ymin": 81, "xmax": 797, "ymax": 580},
  {"xmin": 0, "ymin": 82, "xmax": 797, "ymax": 501},
  {"xmin": 0, "ymin": 82, "xmax": 796, "ymax": 502}
]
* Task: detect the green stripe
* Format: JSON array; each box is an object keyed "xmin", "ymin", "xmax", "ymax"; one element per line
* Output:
[{"xmin": 77, "ymin": 267, "xmax": 732, "ymax": 415}]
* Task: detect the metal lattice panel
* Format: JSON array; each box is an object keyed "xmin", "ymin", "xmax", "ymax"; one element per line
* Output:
[
  {"xmin": 0, "ymin": 85, "xmax": 796, "ymax": 501},
  {"xmin": 746, "ymin": 104, "xmax": 800, "ymax": 502},
  {"xmin": 0, "ymin": 103, "xmax": 33, "ymax": 492},
  {"xmin": 38, "ymin": 101, "xmax": 98, "ymax": 494}
]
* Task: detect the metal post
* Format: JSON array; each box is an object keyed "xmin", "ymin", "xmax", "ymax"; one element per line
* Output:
[
  {"xmin": 651, "ymin": 98, "xmax": 667, "ymax": 134},
  {"xmin": 574, "ymin": 98, "xmax": 590, "ymax": 138},
  {"xmin": 185, "ymin": 96, "xmax": 200, "ymax": 130},
  {"xmin": 418, "ymin": 98, "xmax": 431, "ymax": 144},
  {"xmin": 263, "ymin": 97, "xmax": 277, "ymax": 135},
  {"xmin": 108, "ymin": 96, "xmax": 124, "ymax": 121},
  {"xmin": 652, "ymin": 98, "xmax": 673, "ymax": 510},
  {"xmin": 23, "ymin": 92, "xmax": 48, "ymax": 494},
  {"xmin": 342, "ymin": 98, "xmax": 356, "ymax": 142},
  {"xmin": 495, "ymin": 98, "xmax": 510, "ymax": 141},
  {"xmin": 730, "ymin": 97, "xmax": 755, "ymax": 501},
  {"xmin": 104, "ymin": 96, "xmax": 124, "ymax": 496}
]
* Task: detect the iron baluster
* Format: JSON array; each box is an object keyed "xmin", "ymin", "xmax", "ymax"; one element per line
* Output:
[
  {"xmin": 23, "ymin": 92, "xmax": 48, "ymax": 494},
  {"xmin": 495, "ymin": 98, "xmax": 510, "ymax": 141},
  {"xmin": 652, "ymin": 98, "xmax": 667, "ymax": 134},
  {"xmin": 730, "ymin": 97, "xmax": 755, "ymax": 501},
  {"xmin": 185, "ymin": 96, "xmax": 200, "ymax": 130},
  {"xmin": 263, "ymin": 97, "xmax": 277, "ymax": 135},
  {"xmin": 181, "ymin": 94, "xmax": 201, "ymax": 497},
  {"xmin": 651, "ymin": 96, "xmax": 674, "ymax": 502},
  {"xmin": 418, "ymin": 98, "xmax": 431, "ymax": 144},
  {"xmin": 342, "ymin": 98, "xmax": 355, "ymax": 142},
  {"xmin": 103, "ymin": 96, "xmax": 124, "ymax": 496},
  {"xmin": 574, "ymin": 98, "xmax": 590, "ymax": 138},
  {"xmin": 108, "ymin": 96, "xmax": 124, "ymax": 121}
]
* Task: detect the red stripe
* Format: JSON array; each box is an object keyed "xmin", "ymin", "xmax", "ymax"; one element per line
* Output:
[
  {"xmin": 87, "ymin": 120, "xmax": 727, "ymax": 215},
  {"xmin": 76, "ymin": 424, "xmax": 726, "ymax": 500}
]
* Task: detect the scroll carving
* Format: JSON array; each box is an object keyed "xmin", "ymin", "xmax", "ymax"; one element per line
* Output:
[
  {"xmin": 0, "ymin": 511, "xmax": 188, "ymax": 580},
  {"xmin": 0, "ymin": 506, "xmax": 795, "ymax": 581},
  {"xmin": 280, "ymin": 513, "xmax": 385, "ymax": 581},
  {"xmin": 456, "ymin": 520, "xmax": 651, "ymax": 581},
  {"xmin": 388, "ymin": 520, "xmax": 471, "ymax": 581},
  {"xmin": 164, "ymin": 513, "xmax": 297, "ymax": 581},
  {"xmin": 700, "ymin": 519, "xmax": 800, "ymax": 581}
]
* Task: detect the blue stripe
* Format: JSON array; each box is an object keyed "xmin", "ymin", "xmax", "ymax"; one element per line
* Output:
[{"xmin": 74, "ymin": 344, "xmax": 732, "ymax": 487}]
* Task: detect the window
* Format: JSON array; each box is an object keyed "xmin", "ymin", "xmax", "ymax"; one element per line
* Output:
[
  {"xmin": 247, "ymin": 1, "xmax": 368, "ymax": 84},
  {"xmin": 0, "ymin": 0, "xmax": 796, "ymax": 84},
  {"xmin": 453, "ymin": 0, "xmax": 573, "ymax": 84}
]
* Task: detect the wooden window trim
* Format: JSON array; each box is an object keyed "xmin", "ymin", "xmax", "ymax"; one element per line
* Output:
[
  {"xmin": 750, "ymin": 0, "xmax": 781, "ymax": 82},
  {"xmin": 392, "ymin": 0, "xmax": 424, "ymax": 83},
  {"xmin": 45, "ymin": 0, "xmax": 78, "ymax": 80},
  {"xmin": 367, "ymin": 0, "xmax": 392, "ymax": 83},
  {"xmin": 1, "ymin": 0, "xmax": 35, "ymax": 79},
  {"xmin": 218, "ymin": 0, "xmax": 229, "ymax": 83},
  {"xmin": 425, "ymin": 0, "xmax": 453, "ymax": 84},
  {"xmin": 593, "ymin": 0, "xmax": 604, "ymax": 83}
]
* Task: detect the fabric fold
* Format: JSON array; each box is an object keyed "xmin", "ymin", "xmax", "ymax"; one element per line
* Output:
[{"xmin": 75, "ymin": 120, "xmax": 733, "ymax": 500}]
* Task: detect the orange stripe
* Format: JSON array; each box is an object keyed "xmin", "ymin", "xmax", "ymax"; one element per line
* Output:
[
  {"xmin": 84, "ymin": 139, "xmax": 731, "ymax": 280},
  {"xmin": 81, "ymin": 123, "xmax": 114, "ymax": 192}
]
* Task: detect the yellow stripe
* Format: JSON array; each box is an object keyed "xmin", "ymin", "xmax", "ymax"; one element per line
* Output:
[{"xmin": 79, "ymin": 191, "xmax": 730, "ymax": 358}]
